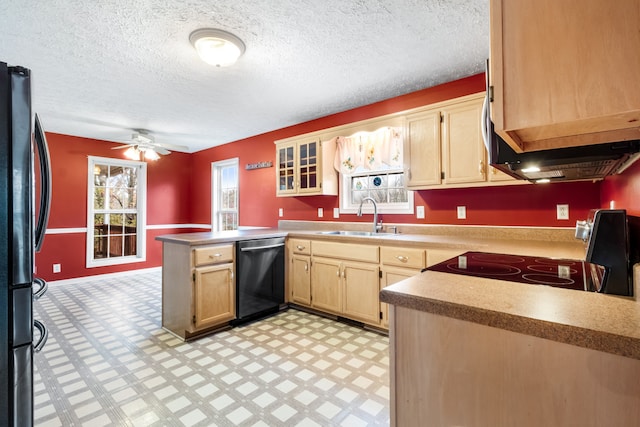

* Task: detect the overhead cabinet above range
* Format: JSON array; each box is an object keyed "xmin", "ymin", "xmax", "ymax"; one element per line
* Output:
[{"xmin": 489, "ymin": 0, "xmax": 640, "ymax": 153}]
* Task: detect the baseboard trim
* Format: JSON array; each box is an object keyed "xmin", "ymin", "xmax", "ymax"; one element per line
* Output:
[{"xmin": 47, "ymin": 266, "xmax": 162, "ymax": 286}]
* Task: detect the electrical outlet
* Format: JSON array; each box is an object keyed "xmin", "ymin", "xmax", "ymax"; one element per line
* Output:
[
  {"xmin": 53, "ymin": 264, "xmax": 61, "ymax": 273},
  {"xmin": 278, "ymin": 208, "xmax": 283, "ymax": 217},
  {"xmin": 457, "ymin": 206, "xmax": 466, "ymax": 219},
  {"xmin": 317, "ymin": 207, "xmax": 323, "ymax": 218},
  {"xmin": 333, "ymin": 208, "xmax": 340, "ymax": 218},
  {"xmin": 416, "ymin": 206, "xmax": 425, "ymax": 219},
  {"xmin": 557, "ymin": 204, "xmax": 569, "ymax": 220}
]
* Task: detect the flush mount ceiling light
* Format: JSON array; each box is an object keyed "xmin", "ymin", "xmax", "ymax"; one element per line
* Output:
[{"xmin": 189, "ymin": 28, "xmax": 245, "ymax": 67}]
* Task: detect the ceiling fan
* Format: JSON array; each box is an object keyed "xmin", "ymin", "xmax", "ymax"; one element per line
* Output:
[{"xmin": 111, "ymin": 130, "xmax": 189, "ymax": 161}]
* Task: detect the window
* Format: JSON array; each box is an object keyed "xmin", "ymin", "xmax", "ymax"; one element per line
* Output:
[
  {"xmin": 212, "ymin": 158, "xmax": 239, "ymax": 231},
  {"xmin": 87, "ymin": 157, "xmax": 146, "ymax": 267},
  {"xmin": 336, "ymin": 127, "xmax": 414, "ymax": 214}
]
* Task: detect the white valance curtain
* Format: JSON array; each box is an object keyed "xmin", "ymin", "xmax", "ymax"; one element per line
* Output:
[{"xmin": 333, "ymin": 127, "xmax": 403, "ymax": 175}]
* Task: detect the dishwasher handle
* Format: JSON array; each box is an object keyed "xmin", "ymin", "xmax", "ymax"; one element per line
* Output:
[{"xmin": 240, "ymin": 242, "xmax": 285, "ymax": 252}]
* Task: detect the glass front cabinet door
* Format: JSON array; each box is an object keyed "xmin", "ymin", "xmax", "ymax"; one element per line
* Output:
[
  {"xmin": 277, "ymin": 142, "xmax": 297, "ymax": 195},
  {"xmin": 275, "ymin": 137, "xmax": 337, "ymax": 197}
]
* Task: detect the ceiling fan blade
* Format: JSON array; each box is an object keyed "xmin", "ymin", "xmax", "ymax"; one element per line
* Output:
[
  {"xmin": 153, "ymin": 141, "xmax": 189, "ymax": 151},
  {"xmin": 111, "ymin": 144, "xmax": 135, "ymax": 150},
  {"xmin": 154, "ymin": 147, "xmax": 171, "ymax": 155}
]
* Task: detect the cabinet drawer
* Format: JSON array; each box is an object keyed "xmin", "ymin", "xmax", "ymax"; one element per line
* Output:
[
  {"xmin": 193, "ymin": 244, "xmax": 234, "ymax": 266},
  {"xmin": 381, "ymin": 246, "xmax": 426, "ymax": 269},
  {"xmin": 290, "ymin": 239, "xmax": 311, "ymax": 255},
  {"xmin": 312, "ymin": 241, "xmax": 379, "ymax": 263}
]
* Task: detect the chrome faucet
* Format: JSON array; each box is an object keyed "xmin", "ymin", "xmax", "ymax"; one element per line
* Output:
[{"xmin": 357, "ymin": 196, "xmax": 382, "ymax": 233}]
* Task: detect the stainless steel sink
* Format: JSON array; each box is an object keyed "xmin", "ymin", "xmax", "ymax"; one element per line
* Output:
[{"xmin": 317, "ymin": 230, "xmax": 396, "ymax": 237}]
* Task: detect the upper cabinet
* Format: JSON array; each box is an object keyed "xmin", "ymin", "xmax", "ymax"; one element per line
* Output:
[
  {"xmin": 490, "ymin": 0, "xmax": 640, "ymax": 152},
  {"xmin": 275, "ymin": 137, "xmax": 338, "ymax": 197},
  {"xmin": 405, "ymin": 93, "xmax": 520, "ymax": 189}
]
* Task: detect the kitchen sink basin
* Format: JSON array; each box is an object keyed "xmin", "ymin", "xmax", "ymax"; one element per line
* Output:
[{"xmin": 317, "ymin": 230, "xmax": 396, "ymax": 237}]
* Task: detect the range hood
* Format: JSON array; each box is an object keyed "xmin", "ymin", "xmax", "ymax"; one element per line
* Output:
[{"xmin": 488, "ymin": 124, "xmax": 640, "ymax": 183}]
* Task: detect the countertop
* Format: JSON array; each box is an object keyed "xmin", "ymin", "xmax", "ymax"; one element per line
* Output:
[
  {"xmin": 380, "ymin": 267, "xmax": 640, "ymax": 360},
  {"xmin": 157, "ymin": 221, "xmax": 640, "ymax": 360}
]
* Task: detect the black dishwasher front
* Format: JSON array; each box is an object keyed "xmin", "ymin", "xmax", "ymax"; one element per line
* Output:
[{"xmin": 234, "ymin": 237, "xmax": 286, "ymax": 324}]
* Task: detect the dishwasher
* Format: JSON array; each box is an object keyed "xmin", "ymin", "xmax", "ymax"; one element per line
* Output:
[{"xmin": 233, "ymin": 237, "xmax": 286, "ymax": 325}]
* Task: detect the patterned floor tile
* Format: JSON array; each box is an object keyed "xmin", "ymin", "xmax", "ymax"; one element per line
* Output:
[{"xmin": 34, "ymin": 271, "xmax": 390, "ymax": 426}]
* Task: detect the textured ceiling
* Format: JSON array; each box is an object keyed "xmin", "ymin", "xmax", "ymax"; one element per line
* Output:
[{"xmin": 0, "ymin": 0, "xmax": 488, "ymax": 153}]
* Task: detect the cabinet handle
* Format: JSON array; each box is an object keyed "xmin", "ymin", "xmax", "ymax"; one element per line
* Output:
[
  {"xmin": 296, "ymin": 245, "xmax": 306, "ymax": 251},
  {"xmin": 336, "ymin": 269, "xmax": 340, "ymax": 277},
  {"xmin": 396, "ymin": 255, "xmax": 409, "ymax": 263},
  {"xmin": 304, "ymin": 262, "xmax": 308, "ymax": 272},
  {"xmin": 209, "ymin": 253, "xmax": 222, "ymax": 258},
  {"xmin": 479, "ymin": 161, "xmax": 485, "ymax": 175}
]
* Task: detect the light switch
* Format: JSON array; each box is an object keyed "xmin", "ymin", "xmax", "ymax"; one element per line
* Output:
[
  {"xmin": 278, "ymin": 208, "xmax": 284, "ymax": 217},
  {"xmin": 333, "ymin": 208, "xmax": 340, "ymax": 218},
  {"xmin": 416, "ymin": 206, "xmax": 425, "ymax": 219},
  {"xmin": 317, "ymin": 208, "xmax": 324, "ymax": 218}
]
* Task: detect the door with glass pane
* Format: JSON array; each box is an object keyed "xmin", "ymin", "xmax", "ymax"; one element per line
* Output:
[
  {"xmin": 297, "ymin": 139, "xmax": 320, "ymax": 194},
  {"xmin": 277, "ymin": 142, "xmax": 297, "ymax": 195}
]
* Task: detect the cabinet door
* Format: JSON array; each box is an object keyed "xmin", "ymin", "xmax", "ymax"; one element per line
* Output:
[
  {"xmin": 342, "ymin": 261, "xmax": 381, "ymax": 325},
  {"xmin": 193, "ymin": 263, "xmax": 235, "ymax": 330},
  {"xmin": 490, "ymin": 0, "xmax": 640, "ymax": 151},
  {"xmin": 405, "ymin": 110, "xmax": 442, "ymax": 187},
  {"xmin": 291, "ymin": 255, "xmax": 311, "ymax": 306},
  {"xmin": 297, "ymin": 139, "xmax": 320, "ymax": 194},
  {"xmin": 442, "ymin": 98, "xmax": 486, "ymax": 185},
  {"xmin": 310, "ymin": 257, "xmax": 342, "ymax": 314},
  {"xmin": 381, "ymin": 267, "xmax": 422, "ymax": 329},
  {"xmin": 277, "ymin": 142, "xmax": 297, "ymax": 195}
]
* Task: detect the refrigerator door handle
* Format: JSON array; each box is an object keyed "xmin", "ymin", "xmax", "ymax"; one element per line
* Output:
[
  {"xmin": 32, "ymin": 277, "xmax": 48, "ymax": 300},
  {"xmin": 33, "ymin": 113, "xmax": 51, "ymax": 252},
  {"xmin": 33, "ymin": 320, "xmax": 48, "ymax": 353}
]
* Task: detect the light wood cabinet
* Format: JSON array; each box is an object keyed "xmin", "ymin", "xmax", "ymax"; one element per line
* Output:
[
  {"xmin": 489, "ymin": 0, "xmax": 640, "ymax": 152},
  {"xmin": 380, "ymin": 246, "xmax": 427, "ymax": 328},
  {"xmin": 193, "ymin": 263, "xmax": 235, "ymax": 329},
  {"xmin": 405, "ymin": 94, "xmax": 518, "ymax": 189},
  {"xmin": 275, "ymin": 137, "xmax": 338, "ymax": 197},
  {"xmin": 161, "ymin": 242, "xmax": 235, "ymax": 340},
  {"xmin": 341, "ymin": 261, "xmax": 381, "ymax": 325},
  {"xmin": 310, "ymin": 257, "xmax": 342, "ymax": 314},
  {"xmin": 308, "ymin": 240, "xmax": 381, "ymax": 326},
  {"xmin": 288, "ymin": 238, "xmax": 311, "ymax": 306}
]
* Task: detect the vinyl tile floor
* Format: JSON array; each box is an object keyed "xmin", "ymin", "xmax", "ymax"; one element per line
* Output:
[{"xmin": 33, "ymin": 270, "xmax": 390, "ymax": 426}]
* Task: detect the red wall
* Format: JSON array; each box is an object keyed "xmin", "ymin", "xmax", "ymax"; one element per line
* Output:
[
  {"xmin": 600, "ymin": 160, "xmax": 640, "ymax": 215},
  {"xmin": 39, "ymin": 73, "xmax": 623, "ymax": 281},
  {"xmin": 35, "ymin": 133, "xmax": 194, "ymax": 281},
  {"xmin": 191, "ymin": 74, "xmax": 602, "ymax": 228}
]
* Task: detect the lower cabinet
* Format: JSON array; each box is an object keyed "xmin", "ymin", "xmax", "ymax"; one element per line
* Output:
[
  {"xmin": 310, "ymin": 257, "xmax": 381, "ymax": 325},
  {"xmin": 193, "ymin": 263, "xmax": 235, "ymax": 330},
  {"xmin": 286, "ymin": 239, "xmax": 465, "ymax": 330},
  {"xmin": 161, "ymin": 241, "xmax": 235, "ymax": 340},
  {"xmin": 310, "ymin": 257, "xmax": 342, "ymax": 313},
  {"xmin": 291, "ymin": 255, "xmax": 311, "ymax": 306},
  {"xmin": 380, "ymin": 266, "xmax": 422, "ymax": 329},
  {"xmin": 342, "ymin": 261, "xmax": 381, "ymax": 325}
]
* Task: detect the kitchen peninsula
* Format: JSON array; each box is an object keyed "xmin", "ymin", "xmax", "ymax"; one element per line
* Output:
[{"xmin": 381, "ymin": 265, "xmax": 640, "ymax": 426}]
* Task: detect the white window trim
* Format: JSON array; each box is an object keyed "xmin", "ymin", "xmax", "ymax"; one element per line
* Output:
[
  {"xmin": 211, "ymin": 158, "xmax": 239, "ymax": 231},
  {"xmin": 86, "ymin": 156, "xmax": 147, "ymax": 268},
  {"xmin": 338, "ymin": 169, "xmax": 415, "ymax": 215}
]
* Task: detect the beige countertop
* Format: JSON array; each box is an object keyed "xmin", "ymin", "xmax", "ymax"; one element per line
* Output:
[
  {"xmin": 380, "ymin": 266, "xmax": 640, "ymax": 360},
  {"xmin": 156, "ymin": 228, "xmax": 288, "ymax": 245},
  {"xmin": 157, "ymin": 221, "xmax": 640, "ymax": 359}
]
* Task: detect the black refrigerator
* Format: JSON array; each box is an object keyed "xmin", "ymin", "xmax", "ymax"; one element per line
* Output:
[{"xmin": 0, "ymin": 62, "xmax": 52, "ymax": 426}]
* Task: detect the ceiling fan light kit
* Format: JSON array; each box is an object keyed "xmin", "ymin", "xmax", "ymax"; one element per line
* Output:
[{"xmin": 189, "ymin": 28, "xmax": 245, "ymax": 67}]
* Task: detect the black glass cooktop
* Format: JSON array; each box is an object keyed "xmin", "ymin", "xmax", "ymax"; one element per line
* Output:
[{"xmin": 427, "ymin": 251, "xmax": 606, "ymax": 291}]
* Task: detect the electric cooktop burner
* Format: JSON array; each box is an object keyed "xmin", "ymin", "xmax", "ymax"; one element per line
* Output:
[{"xmin": 427, "ymin": 251, "xmax": 606, "ymax": 291}]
